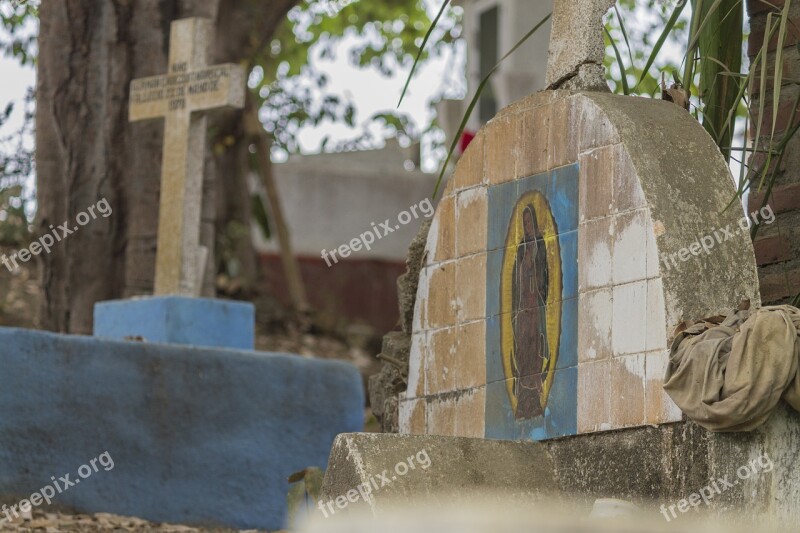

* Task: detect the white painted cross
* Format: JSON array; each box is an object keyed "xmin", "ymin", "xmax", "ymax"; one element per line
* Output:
[{"xmin": 129, "ymin": 17, "xmax": 245, "ymax": 296}]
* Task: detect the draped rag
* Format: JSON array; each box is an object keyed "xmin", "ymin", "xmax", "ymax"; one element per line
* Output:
[{"xmin": 664, "ymin": 305, "xmax": 800, "ymax": 431}]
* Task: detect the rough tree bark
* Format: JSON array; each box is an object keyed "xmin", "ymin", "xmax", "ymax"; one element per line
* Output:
[{"xmin": 36, "ymin": 0, "xmax": 298, "ymax": 333}]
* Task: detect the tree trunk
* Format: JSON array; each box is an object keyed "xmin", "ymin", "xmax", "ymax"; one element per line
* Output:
[
  {"xmin": 746, "ymin": 0, "xmax": 799, "ymax": 305},
  {"xmin": 36, "ymin": 0, "xmax": 297, "ymax": 333}
]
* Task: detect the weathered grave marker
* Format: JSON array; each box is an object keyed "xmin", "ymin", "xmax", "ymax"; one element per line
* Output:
[
  {"xmin": 129, "ymin": 17, "xmax": 245, "ymax": 296},
  {"xmin": 545, "ymin": 0, "xmax": 616, "ymax": 91},
  {"xmin": 0, "ymin": 17, "xmax": 363, "ymax": 530}
]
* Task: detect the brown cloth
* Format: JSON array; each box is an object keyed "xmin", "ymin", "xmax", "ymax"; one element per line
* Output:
[{"xmin": 664, "ymin": 305, "xmax": 800, "ymax": 431}]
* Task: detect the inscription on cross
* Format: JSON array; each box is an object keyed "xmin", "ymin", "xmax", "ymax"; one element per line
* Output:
[{"xmin": 129, "ymin": 17, "xmax": 245, "ymax": 296}]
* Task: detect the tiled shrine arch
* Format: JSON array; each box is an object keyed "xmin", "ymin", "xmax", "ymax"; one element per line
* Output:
[{"xmin": 400, "ymin": 90, "xmax": 760, "ymax": 440}]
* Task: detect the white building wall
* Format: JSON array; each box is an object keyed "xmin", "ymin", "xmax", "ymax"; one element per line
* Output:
[
  {"xmin": 460, "ymin": 0, "xmax": 553, "ymax": 132},
  {"xmin": 254, "ymin": 142, "xmax": 436, "ymax": 262}
]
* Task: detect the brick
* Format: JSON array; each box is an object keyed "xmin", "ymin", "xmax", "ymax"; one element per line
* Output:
[
  {"xmin": 748, "ymin": 0, "xmax": 785, "ymax": 17},
  {"xmin": 749, "ymin": 92, "xmax": 800, "ymax": 137},
  {"xmin": 754, "ymin": 234, "xmax": 792, "ymax": 265},
  {"xmin": 759, "ymin": 269, "xmax": 790, "ymax": 303},
  {"xmin": 748, "ymin": 15, "xmax": 800, "ymax": 57},
  {"xmin": 749, "ymin": 182, "xmax": 800, "ymax": 214}
]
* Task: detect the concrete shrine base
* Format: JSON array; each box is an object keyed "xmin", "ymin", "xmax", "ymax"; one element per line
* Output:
[
  {"xmin": 320, "ymin": 418, "xmax": 800, "ymax": 525},
  {"xmin": 0, "ymin": 327, "xmax": 364, "ymax": 530}
]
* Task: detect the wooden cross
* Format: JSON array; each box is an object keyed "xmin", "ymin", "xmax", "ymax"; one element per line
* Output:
[
  {"xmin": 129, "ymin": 18, "xmax": 245, "ymax": 296},
  {"xmin": 546, "ymin": 0, "xmax": 615, "ymax": 91}
]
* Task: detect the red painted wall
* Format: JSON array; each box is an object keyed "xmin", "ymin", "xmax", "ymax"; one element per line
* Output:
[{"xmin": 258, "ymin": 254, "xmax": 406, "ymax": 334}]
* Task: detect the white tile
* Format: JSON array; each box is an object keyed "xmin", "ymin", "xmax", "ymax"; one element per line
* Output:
[
  {"xmin": 577, "ymin": 360, "xmax": 611, "ymax": 433},
  {"xmin": 612, "ymin": 281, "xmax": 648, "ymax": 355},
  {"xmin": 578, "ymin": 288, "xmax": 612, "ymax": 362},
  {"xmin": 406, "ymin": 332, "xmax": 426, "ymax": 399},
  {"xmin": 579, "ymin": 217, "xmax": 613, "ymax": 291},
  {"xmin": 413, "ymin": 267, "xmax": 430, "ymax": 332},
  {"xmin": 612, "ymin": 209, "xmax": 648, "ymax": 285},
  {"xmin": 645, "ymin": 350, "xmax": 683, "ymax": 423},
  {"xmin": 646, "ymin": 278, "xmax": 668, "ymax": 352},
  {"xmin": 612, "ymin": 146, "xmax": 646, "ymax": 213}
]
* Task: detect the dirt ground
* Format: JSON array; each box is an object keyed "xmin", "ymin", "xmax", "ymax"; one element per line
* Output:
[{"xmin": 0, "ymin": 509, "xmax": 270, "ymax": 532}]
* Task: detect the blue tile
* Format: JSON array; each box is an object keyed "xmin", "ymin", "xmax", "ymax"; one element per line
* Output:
[
  {"xmin": 548, "ymin": 164, "xmax": 579, "ymax": 234},
  {"xmin": 517, "ymin": 171, "xmax": 549, "ymax": 197},
  {"xmin": 485, "ymin": 314, "xmax": 505, "ymax": 384},
  {"xmin": 542, "ymin": 367, "xmax": 578, "ymax": 439},
  {"xmin": 484, "ymin": 378, "xmax": 514, "ymax": 439}
]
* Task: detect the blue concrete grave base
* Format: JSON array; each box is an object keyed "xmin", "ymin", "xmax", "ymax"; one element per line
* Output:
[
  {"xmin": 93, "ymin": 296, "xmax": 255, "ymax": 350},
  {"xmin": 0, "ymin": 327, "xmax": 364, "ymax": 530}
]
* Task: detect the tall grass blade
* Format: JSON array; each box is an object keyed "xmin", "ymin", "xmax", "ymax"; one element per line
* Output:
[
  {"xmin": 432, "ymin": 12, "xmax": 552, "ymax": 198},
  {"xmin": 398, "ymin": 0, "xmax": 450, "ymax": 108}
]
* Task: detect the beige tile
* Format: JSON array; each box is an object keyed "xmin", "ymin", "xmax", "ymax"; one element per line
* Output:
[
  {"xmin": 456, "ymin": 188, "xmax": 488, "ymax": 257},
  {"xmin": 609, "ymin": 353, "xmax": 646, "ymax": 428},
  {"xmin": 646, "ymin": 278, "xmax": 668, "ymax": 352},
  {"xmin": 517, "ymin": 105, "xmax": 550, "ymax": 178},
  {"xmin": 399, "ymin": 397, "xmax": 427, "ymax": 435},
  {"xmin": 441, "ymin": 174, "xmax": 456, "ymax": 199},
  {"xmin": 427, "ymin": 327, "xmax": 457, "ymax": 395},
  {"xmin": 454, "ymin": 387, "xmax": 486, "ymax": 438},
  {"xmin": 428, "ymin": 195, "xmax": 456, "ymax": 265},
  {"xmin": 612, "ymin": 146, "xmax": 646, "ymax": 214},
  {"xmin": 578, "ymin": 97, "xmax": 621, "ymax": 153},
  {"xmin": 426, "ymin": 395, "xmax": 457, "ymax": 436},
  {"xmin": 548, "ymin": 96, "xmax": 579, "ymax": 169},
  {"xmin": 612, "ymin": 209, "xmax": 648, "ymax": 285},
  {"xmin": 426, "ymin": 262, "xmax": 457, "ymax": 330},
  {"xmin": 454, "ymin": 131, "xmax": 485, "ymax": 191},
  {"xmin": 578, "ymin": 288, "xmax": 613, "ymax": 363},
  {"xmin": 578, "ymin": 216, "xmax": 613, "ymax": 292},
  {"xmin": 644, "ymin": 350, "xmax": 683, "ymax": 424},
  {"xmin": 578, "ymin": 359, "xmax": 611, "ymax": 433},
  {"xmin": 611, "ymin": 281, "xmax": 648, "ymax": 356},
  {"xmin": 579, "ymin": 146, "xmax": 614, "ymax": 222},
  {"xmin": 407, "ymin": 332, "xmax": 427, "ymax": 399},
  {"xmin": 485, "ymin": 115, "xmax": 517, "ymax": 185},
  {"xmin": 456, "ymin": 253, "xmax": 487, "ymax": 323},
  {"xmin": 456, "ymin": 320, "xmax": 487, "ymax": 389}
]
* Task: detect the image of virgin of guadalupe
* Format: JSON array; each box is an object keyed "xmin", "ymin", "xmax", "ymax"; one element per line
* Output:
[{"xmin": 511, "ymin": 206, "xmax": 550, "ymax": 419}]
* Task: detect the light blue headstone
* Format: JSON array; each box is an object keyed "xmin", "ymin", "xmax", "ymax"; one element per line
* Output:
[{"xmin": 93, "ymin": 296, "xmax": 254, "ymax": 350}]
